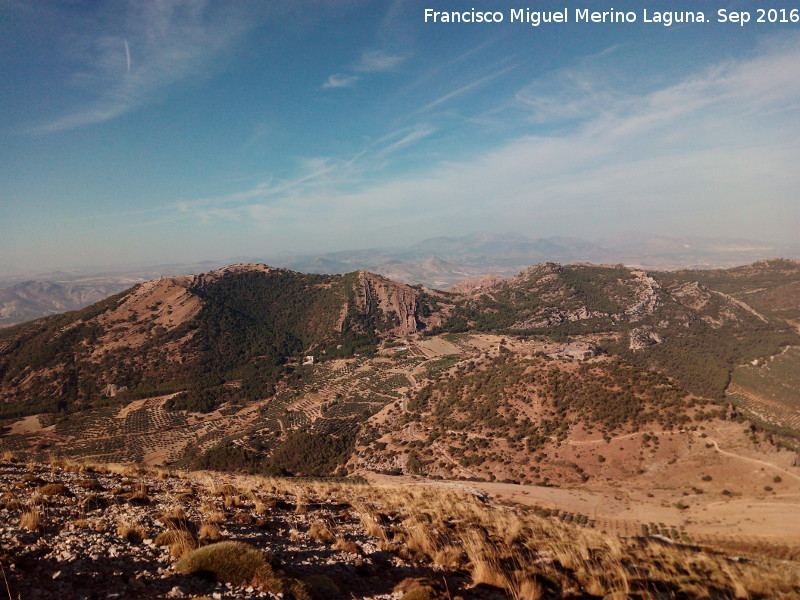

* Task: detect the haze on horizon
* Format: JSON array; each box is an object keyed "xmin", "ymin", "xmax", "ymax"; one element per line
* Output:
[{"xmin": 2, "ymin": 1, "xmax": 799, "ymax": 275}]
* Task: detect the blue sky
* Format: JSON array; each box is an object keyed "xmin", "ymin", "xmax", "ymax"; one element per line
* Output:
[{"xmin": 1, "ymin": 0, "xmax": 799, "ymax": 274}]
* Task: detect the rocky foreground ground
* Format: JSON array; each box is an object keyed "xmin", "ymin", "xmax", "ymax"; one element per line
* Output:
[{"xmin": 0, "ymin": 455, "xmax": 798, "ymax": 600}]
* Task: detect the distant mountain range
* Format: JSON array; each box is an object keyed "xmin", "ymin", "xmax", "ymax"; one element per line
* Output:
[
  {"xmin": 275, "ymin": 232, "xmax": 800, "ymax": 288},
  {"xmin": 1, "ymin": 232, "xmax": 798, "ymax": 326},
  {"xmin": 0, "ymin": 281, "xmax": 132, "ymax": 327}
]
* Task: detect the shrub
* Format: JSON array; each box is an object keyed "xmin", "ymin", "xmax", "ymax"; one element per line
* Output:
[
  {"xmin": 21, "ymin": 474, "xmax": 45, "ymax": 486},
  {"xmin": 176, "ymin": 541, "xmax": 310, "ymax": 598},
  {"xmin": 38, "ymin": 483, "xmax": 71, "ymax": 497},
  {"xmin": 176, "ymin": 541, "xmax": 265, "ymax": 586},
  {"xmin": 75, "ymin": 478, "xmax": 104, "ymax": 490}
]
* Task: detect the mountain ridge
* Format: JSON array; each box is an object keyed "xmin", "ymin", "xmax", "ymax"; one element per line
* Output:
[{"xmin": 4, "ymin": 233, "xmax": 799, "ymax": 327}]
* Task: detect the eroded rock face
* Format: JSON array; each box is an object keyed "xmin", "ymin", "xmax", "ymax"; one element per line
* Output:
[
  {"xmin": 629, "ymin": 326, "xmax": 664, "ymax": 351},
  {"xmin": 511, "ymin": 307, "xmax": 611, "ymax": 330},
  {"xmin": 448, "ymin": 274, "xmax": 504, "ymax": 296},
  {"xmin": 625, "ymin": 273, "xmax": 662, "ymax": 322},
  {"xmin": 356, "ymin": 272, "xmax": 421, "ymax": 336}
]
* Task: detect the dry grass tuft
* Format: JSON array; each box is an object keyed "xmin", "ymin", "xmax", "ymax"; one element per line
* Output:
[
  {"xmin": 21, "ymin": 474, "xmax": 45, "ymax": 486},
  {"xmin": 20, "ymin": 505, "xmax": 44, "ymax": 532},
  {"xmin": 116, "ymin": 522, "xmax": 145, "ymax": 544},
  {"xmin": 154, "ymin": 529, "xmax": 197, "ymax": 557},
  {"xmin": 75, "ymin": 478, "xmax": 104, "ymax": 491},
  {"xmin": 210, "ymin": 483, "xmax": 239, "ymax": 497},
  {"xmin": 394, "ymin": 577, "xmax": 448, "ymax": 600},
  {"xmin": 175, "ymin": 541, "xmax": 310, "ymax": 598},
  {"xmin": 38, "ymin": 483, "xmax": 71, "ymax": 497},
  {"xmin": 199, "ymin": 523, "xmax": 222, "ymax": 541},
  {"xmin": 1, "ymin": 451, "xmax": 18, "ymax": 463},
  {"xmin": 352, "ymin": 502, "xmax": 388, "ymax": 540},
  {"xmin": 433, "ymin": 545, "xmax": 463, "ymax": 569},
  {"xmin": 308, "ymin": 521, "xmax": 336, "ymax": 544},
  {"xmin": 235, "ymin": 512, "xmax": 254, "ymax": 525},
  {"xmin": 223, "ymin": 494, "xmax": 242, "ymax": 509},
  {"xmin": 1, "ymin": 499, "xmax": 23, "ymax": 512},
  {"xmin": 333, "ymin": 537, "xmax": 362, "ymax": 555},
  {"xmin": 80, "ymin": 493, "xmax": 110, "ymax": 510},
  {"xmin": 157, "ymin": 507, "xmax": 192, "ymax": 531},
  {"xmin": 122, "ymin": 482, "xmax": 150, "ymax": 504}
]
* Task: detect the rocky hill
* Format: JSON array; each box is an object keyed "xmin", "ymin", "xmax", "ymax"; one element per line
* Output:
[
  {"xmin": 432, "ymin": 261, "xmax": 799, "ymax": 399},
  {"xmin": 0, "ymin": 265, "xmax": 449, "ymax": 419},
  {"xmin": 0, "ymin": 261, "xmax": 799, "ymax": 493}
]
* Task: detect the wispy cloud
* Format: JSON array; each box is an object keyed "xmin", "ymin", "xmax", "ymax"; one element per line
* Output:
[
  {"xmin": 354, "ymin": 49, "xmax": 406, "ymax": 72},
  {"xmin": 375, "ymin": 124, "xmax": 435, "ymax": 157},
  {"xmin": 515, "ymin": 69, "xmax": 631, "ymax": 124},
  {"xmin": 183, "ymin": 37, "xmax": 800, "ymax": 248},
  {"xmin": 322, "ymin": 49, "xmax": 406, "ymax": 90},
  {"xmin": 415, "ymin": 65, "xmax": 517, "ymax": 114},
  {"xmin": 322, "ymin": 73, "xmax": 360, "ymax": 89},
  {"xmin": 175, "ymin": 122, "xmax": 435, "ymax": 221},
  {"xmin": 33, "ymin": 1, "xmax": 260, "ymax": 133}
]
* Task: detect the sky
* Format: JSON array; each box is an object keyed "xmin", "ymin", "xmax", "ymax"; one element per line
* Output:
[{"xmin": 1, "ymin": 0, "xmax": 799, "ymax": 274}]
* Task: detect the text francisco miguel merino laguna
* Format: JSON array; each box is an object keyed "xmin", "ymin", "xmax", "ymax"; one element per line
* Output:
[{"xmin": 423, "ymin": 8, "xmax": 749, "ymax": 27}]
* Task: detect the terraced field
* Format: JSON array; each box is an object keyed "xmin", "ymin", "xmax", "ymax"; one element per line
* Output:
[
  {"xmin": 727, "ymin": 346, "xmax": 800, "ymax": 431},
  {"xmin": 3, "ymin": 349, "xmax": 447, "ymax": 466}
]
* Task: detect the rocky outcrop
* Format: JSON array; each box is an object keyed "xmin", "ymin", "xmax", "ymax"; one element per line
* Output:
[
  {"xmin": 511, "ymin": 306, "xmax": 610, "ymax": 330},
  {"xmin": 629, "ymin": 326, "xmax": 664, "ymax": 351},
  {"xmin": 625, "ymin": 272, "xmax": 662, "ymax": 322},
  {"xmin": 356, "ymin": 272, "xmax": 421, "ymax": 336},
  {"xmin": 448, "ymin": 274, "xmax": 504, "ymax": 296}
]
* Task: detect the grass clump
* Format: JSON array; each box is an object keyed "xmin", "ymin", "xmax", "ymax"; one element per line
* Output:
[
  {"xmin": 19, "ymin": 506, "xmax": 44, "ymax": 532},
  {"xmin": 394, "ymin": 577, "xmax": 449, "ymax": 600},
  {"xmin": 176, "ymin": 541, "xmax": 310, "ymax": 598},
  {"xmin": 175, "ymin": 541, "xmax": 267, "ymax": 585},
  {"xmin": 75, "ymin": 478, "xmax": 104, "ymax": 491},
  {"xmin": 199, "ymin": 523, "xmax": 222, "ymax": 541},
  {"xmin": 308, "ymin": 521, "xmax": 336, "ymax": 544},
  {"xmin": 38, "ymin": 483, "xmax": 71, "ymax": 497},
  {"xmin": 21, "ymin": 474, "xmax": 45, "ymax": 486},
  {"xmin": 333, "ymin": 537, "xmax": 362, "ymax": 555},
  {"xmin": 121, "ymin": 483, "xmax": 150, "ymax": 504},
  {"xmin": 117, "ymin": 523, "xmax": 145, "ymax": 544},
  {"xmin": 154, "ymin": 529, "xmax": 198, "ymax": 557}
]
